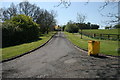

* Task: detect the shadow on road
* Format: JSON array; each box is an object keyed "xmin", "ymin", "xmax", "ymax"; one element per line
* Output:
[{"xmin": 91, "ymin": 54, "xmax": 108, "ymax": 59}]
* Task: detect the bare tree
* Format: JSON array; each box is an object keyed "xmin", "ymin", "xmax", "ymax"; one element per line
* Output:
[
  {"xmin": 98, "ymin": 0, "xmax": 119, "ymax": 26},
  {"xmin": 54, "ymin": 0, "xmax": 71, "ymax": 8},
  {"xmin": 2, "ymin": 3, "xmax": 17, "ymax": 20},
  {"xmin": 57, "ymin": 0, "xmax": 119, "ymax": 26},
  {"xmin": 17, "ymin": 1, "xmax": 43, "ymax": 21},
  {"xmin": 2, "ymin": 1, "xmax": 41, "ymax": 22},
  {"xmin": 76, "ymin": 13, "xmax": 86, "ymax": 39},
  {"xmin": 77, "ymin": 13, "xmax": 86, "ymax": 23}
]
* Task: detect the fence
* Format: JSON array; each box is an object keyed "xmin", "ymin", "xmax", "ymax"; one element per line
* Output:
[{"xmin": 79, "ymin": 32, "xmax": 120, "ymax": 41}]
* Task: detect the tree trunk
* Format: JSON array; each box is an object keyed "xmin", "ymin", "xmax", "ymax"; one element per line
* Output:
[{"xmin": 81, "ymin": 29, "xmax": 82, "ymax": 39}]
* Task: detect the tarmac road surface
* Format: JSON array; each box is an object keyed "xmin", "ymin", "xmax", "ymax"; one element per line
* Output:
[{"xmin": 2, "ymin": 32, "xmax": 119, "ymax": 78}]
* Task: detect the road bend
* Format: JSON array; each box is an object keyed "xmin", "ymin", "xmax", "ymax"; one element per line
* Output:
[{"xmin": 2, "ymin": 32, "xmax": 119, "ymax": 78}]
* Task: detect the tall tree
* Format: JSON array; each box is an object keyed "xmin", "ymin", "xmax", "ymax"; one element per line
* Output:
[
  {"xmin": 2, "ymin": 3, "xmax": 17, "ymax": 20},
  {"xmin": 36, "ymin": 10, "xmax": 56, "ymax": 34},
  {"xmin": 76, "ymin": 13, "xmax": 86, "ymax": 39},
  {"xmin": 18, "ymin": 1, "xmax": 40, "ymax": 21}
]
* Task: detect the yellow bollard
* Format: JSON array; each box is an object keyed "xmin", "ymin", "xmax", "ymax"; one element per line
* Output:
[{"xmin": 88, "ymin": 40, "xmax": 100, "ymax": 56}]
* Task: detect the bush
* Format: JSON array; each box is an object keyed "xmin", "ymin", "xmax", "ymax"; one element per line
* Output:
[
  {"xmin": 65, "ymin": 24, "xmax": 79, "ymax": 33},
  {"xmin": 2, "ymin": 14, "xmax": 39, "ymax": 47}
]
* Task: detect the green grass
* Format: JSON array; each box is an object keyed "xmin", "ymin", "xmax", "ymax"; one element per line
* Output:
[
  {"xmin": 64, "ymin": 32, "xmax": 119, "ymax": 56},
  {"xmin": 1, "ymin": 32, "xmax": 56, "ymax": 61},
  {"xmin": 81, "ymin": 29, "xmax": 120, "ymax": 41},
  {"xmin": 82, "ymin": 29, "xmax": 120, "ymax": 34}
]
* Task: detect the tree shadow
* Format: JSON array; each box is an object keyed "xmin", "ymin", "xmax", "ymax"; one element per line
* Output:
[{"xmin": 2, "ymin": 37, "xmax": 42, "ymax": 48}]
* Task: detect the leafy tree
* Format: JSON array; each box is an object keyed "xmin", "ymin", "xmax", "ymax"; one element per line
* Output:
[
  {"xmin": 91, "ymin": 24, "xmax": 99, "ymax": 29},
  {"xmin": 36, "ymin": 10, "xmax": 56, "ymax": 34},
  {"xmin": 65, "ymin": 23, "xmax": 79, "ymax": 33},
  {"xmin": 114, "ymin": 24, "xmax": 120, "ymax": 29},
  {"xmin": 1, "ymin": 1, "xmax": 57, "ymax": 34},
  {"xmin": 62, "ymin": 25, "xmax": 66, "ymax": 31},
  {"xmin": 105, "ymin": 26, "xmax": 110, "ymax": 29},
  {"xmin": 2, "ymin": 14, "xmax": 39, "ymax": 47}
]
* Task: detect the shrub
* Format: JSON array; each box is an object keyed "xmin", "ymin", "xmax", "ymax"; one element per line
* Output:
[
  {"xmin": 65, "ymin": 24, "xmax": 79, "ymax": 33},
  {"xmin": 2, "ymin": 14, "xmax": 39, "ymax": 47}
]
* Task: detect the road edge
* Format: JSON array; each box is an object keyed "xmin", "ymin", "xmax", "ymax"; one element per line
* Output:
[
  {"xmin": 64, "ymin": 32, "xmax": 120, "ymax": 58},
  {"xmin": 1, "ymin": 32, "xmax": 57, "ymax": 63}
]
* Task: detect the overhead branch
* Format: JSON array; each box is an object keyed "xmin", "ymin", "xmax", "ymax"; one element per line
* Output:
[{"xmin": 54, "ymin": 0, "xmax": 71, "ymax": 8}]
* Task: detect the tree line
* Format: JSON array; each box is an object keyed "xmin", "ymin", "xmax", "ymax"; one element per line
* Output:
[
  {"xmin": 63, "ymin": 20, "xmax": 99, "ymax": 33},
  {"xmin": 1, "ymin": 1, "xmax": 57, "ymax": 47},
  {"xmin": 105, "ymin": 24, "xmax": 120, "ymax": 29}
]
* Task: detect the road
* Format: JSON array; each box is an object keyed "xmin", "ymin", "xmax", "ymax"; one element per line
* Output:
[{"xmin": 2, "ymin": 32, "xmax": 119, "ymax": 78}]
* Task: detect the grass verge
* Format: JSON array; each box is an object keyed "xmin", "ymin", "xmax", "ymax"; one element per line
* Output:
[
  {"xmin": 1, "ymin": 32, "xmax": 56, "ymax": 61},
  {"xmin": 64, "ymin": 32, "xmax": 119, "ymax": 56}
]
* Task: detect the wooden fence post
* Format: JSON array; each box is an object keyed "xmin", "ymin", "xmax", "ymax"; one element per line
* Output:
[
  {"xmin": 93, "ymin": 34, "xmax": 96, "ymax": 38},
  {"xmin": 117, "ymin": 35, "xmax": 119, "ymax": 40},
  {"xmin": 108, "ymin": 34, "xmax": 110, "ymax": 40},
  {"xmin": 100, "ymin": 34, "xmax": 102, "ymax": 39}
]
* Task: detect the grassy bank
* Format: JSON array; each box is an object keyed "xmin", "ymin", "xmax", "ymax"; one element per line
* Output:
[
  {"xmin": 64, "ymin": 32, "xmax": 119, "ymax": 56},
  {"xmin": 2, "ymin": 32, "xmax": 56, "ymax": 61},
  {"xmin": 82, "ymin": 29, "xmax": 120, "ymax": 34}
]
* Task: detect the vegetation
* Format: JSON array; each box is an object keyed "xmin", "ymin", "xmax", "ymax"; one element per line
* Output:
[
  {"xmin": 76, "ymin": 23, "xmax": 99, "ymax": 30},
  {"xmin": 1, "ymin": 1, "xmax": 57, "ymax": 47},
  {"xmin": 64, "ymin": 32, "xmax": 119, "ymax": 56},
  {"xmin": 2, "ymin": 32, "xmax": 56, "ymax": 61},
  {"xmin": 65, "ymin": 22, "xmax": 79, "ymax": 33},
  {"xmin": 81, "ymin": 29, "xmax": 120, "ymax": 41},
  {"xmin": 82, "ymin": 29, "xmax": 120, "ymax": 34},
  {"xmin": 2, "ymin": 14, "xmax": 39, "ymax": 47},
  {"xmin": 1, "ymin": 1, "xmax": 56, "ymax": 34},
  {"xmin": 36, "ymin": 10, "xmax": 56, "ymax": 34},
  {"xmin": 63, "ymin": 20, "xmax": 99, "ymax": 34},
  {"xmin": 114, "ymin": 24, "xmax": 120, "ymax": 29}
]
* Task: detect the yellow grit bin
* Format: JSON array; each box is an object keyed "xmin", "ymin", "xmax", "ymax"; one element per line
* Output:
[{"xmin": 88, "ymin": 40, "xmax": 100, "ymax": 56}]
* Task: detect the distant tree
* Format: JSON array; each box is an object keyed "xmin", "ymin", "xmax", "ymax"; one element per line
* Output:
[
  {"xmin": 91, "ymin": 24, "xmax": 99, "ymax": 29},
  {"xmin": 65, "ymin": 22, "xmax": 79, "ymax": 33},
  {"xmin": 105, "ymin": 26, "xmax": 113, "ymax": 29},
  {"xmin": 76, "ymin": 13, "xmax": 86, "ymax": 39},
  {"xmin": 57, "ymin": 0, "xmax": 119, "ymax": 27},
  {"xmin": 114, "ymin": 24, "xmax": 120, "ymax": 29},
  {"xmin": 87, "ymin": 22, "xmax": 91, "ymax": 29},
  {"xmin": 105, "ymin": 26, "xmax": 110, "ymax": 29},
  {"xmin": 62, "ymin": 25, "xmax": 66, "ymax": 31},
  {"xmin": 36, "ymin": 10, "xmax": 56, "ymax": 34}
]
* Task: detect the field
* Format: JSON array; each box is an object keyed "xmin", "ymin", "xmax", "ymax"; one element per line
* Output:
[
  {"xmin": 64, "ymin": 32, "xmax": 119, "ymax": 56},
  {"xmin": 82, "ymin": 29, "xmax": 120, "ymax": 34},
  {"xmin": 1, "ymin": 32, "xmax": 56, "ymax": 61},
  {"xmin": 81, "ymin": 29, "xmax": 120, "ymax": 41}
]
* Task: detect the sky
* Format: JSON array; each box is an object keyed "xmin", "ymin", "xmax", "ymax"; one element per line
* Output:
[{"xmin": 0, "ymin": 0, "xmax": 118, "ymax": 29}]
